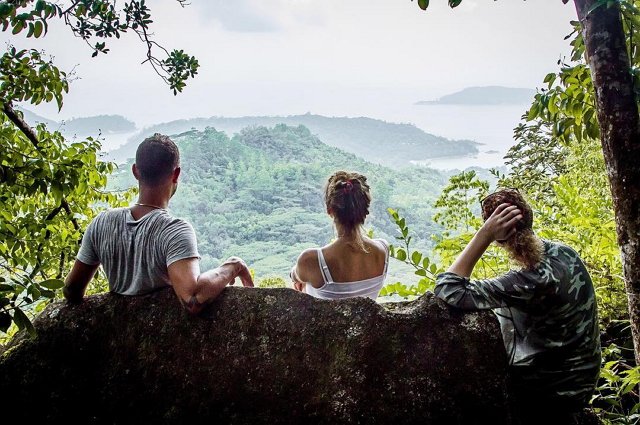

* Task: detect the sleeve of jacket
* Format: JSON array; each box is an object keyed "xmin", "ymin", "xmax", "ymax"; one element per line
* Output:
[{"xmin": 434, "ymin": 270, "xmax": 538, "ymax": 310}]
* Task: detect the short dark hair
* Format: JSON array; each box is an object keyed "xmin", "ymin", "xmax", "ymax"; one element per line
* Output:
[{"xmin": 135, "ymin": 134, "xmax": 180, "ymax": 186}]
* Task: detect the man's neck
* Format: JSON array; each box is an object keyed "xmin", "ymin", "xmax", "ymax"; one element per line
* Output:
[{"xmin": 135, "ymin": 185, "xmax": 172, "ymax": 210}]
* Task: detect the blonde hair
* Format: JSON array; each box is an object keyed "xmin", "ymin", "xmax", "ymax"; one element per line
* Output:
[
  {"xmin": 481, "ymin": 189, "xmax": 544, "ymax": 270},
  {"xmin": 324, "ymin": 171, "xmax": 371, "ymax": 252}
]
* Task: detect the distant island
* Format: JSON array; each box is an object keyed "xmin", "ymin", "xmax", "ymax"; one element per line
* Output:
[
  {"xmin": 108, "ymin": 114, "xmax": 479, "ymax": 169},
  {"xmin": 18, "ymin": 110, "xmax": 479, "ymax": 170},
  {"xmin": 416, "ymin": 86, "xmax": 536, "ymax": 106},
  {"xmin": 18, "ymin": 108, "xmax": 136, "ymax": 137}
]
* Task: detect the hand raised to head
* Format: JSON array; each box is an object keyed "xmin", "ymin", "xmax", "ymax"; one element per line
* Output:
[{"xmin": 481, "ymin": 203, "xmax": 522, "ymax": 242}]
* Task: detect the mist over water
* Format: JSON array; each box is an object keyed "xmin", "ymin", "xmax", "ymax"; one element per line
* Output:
[
  {"xmin": 315, "ymin": 93, "xmax": 528, "ymax": 170},
  {"xmin": 67, "ymin": 85, "xmax": 530, "ymax": 171}
]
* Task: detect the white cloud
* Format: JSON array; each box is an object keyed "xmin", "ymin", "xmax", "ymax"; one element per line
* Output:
[{"xmin": 188, "ymin": 0, "xmax": 330, "ymax": 32}]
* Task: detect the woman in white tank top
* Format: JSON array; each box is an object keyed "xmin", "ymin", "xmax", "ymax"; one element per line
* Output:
[{"xmin": 290, "ymin": 171, "xmax": 389, "ymax": 300}]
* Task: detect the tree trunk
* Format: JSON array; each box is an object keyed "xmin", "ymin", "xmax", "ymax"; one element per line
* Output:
[{"xmin": 574, "ymin": 0, "xmax": 640, "ymax": 365}]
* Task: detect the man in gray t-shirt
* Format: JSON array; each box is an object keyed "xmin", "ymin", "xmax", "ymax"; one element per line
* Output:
[
  {"xmin": 64, "ymin": 134, "xmax": 253, "ymax": 314},
  {"xmin": 76, "ymin": 208, "xmax": 200, "ymax": 296}
]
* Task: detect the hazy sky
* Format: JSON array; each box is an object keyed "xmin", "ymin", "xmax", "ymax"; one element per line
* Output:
[{"xmin": 4, "ymin": 0, "xmax": 577, "ymax": 127}]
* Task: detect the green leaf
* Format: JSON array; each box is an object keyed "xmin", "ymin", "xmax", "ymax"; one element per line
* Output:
[
  {"xmin": 543, "ymin": 72, "xmax": 556, "ymax": 85},
  {"xmin": 411, "ymin": 250, "xmax": 422, "ymax": 265},
  {"xmin": 34, "ymin": 21, "xmax": 43, "ymax": 38},
  {"xmin": 39, "ymin": 279, "xmax": 64, "ymax": 290},
  {"xmin": 396, "ymin": 248, "xmax": 407, "ymax": 262},
  {"xmin": 417, "ymin": 0, "xmax": 429, "ymax": 10},
  {"xmin": 527, "ymin": 103, "xmax": 540, "ymax": 121},
  {"xmin": 415, "ymin": 269, "xmax": 427, "ymax": 277},
  {"xmin": 12, "ymin": 308, "xmax": 36, "ymax": 337}
]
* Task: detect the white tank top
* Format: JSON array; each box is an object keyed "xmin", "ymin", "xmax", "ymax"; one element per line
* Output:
[{"xmin": 305, "ymin": 239, "xmax": 389, "ymax": 300}]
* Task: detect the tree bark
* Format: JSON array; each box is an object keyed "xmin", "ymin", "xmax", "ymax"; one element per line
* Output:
[{"xmin": 574, "ymin": 0, "xmax": 640, "ymax": 365}]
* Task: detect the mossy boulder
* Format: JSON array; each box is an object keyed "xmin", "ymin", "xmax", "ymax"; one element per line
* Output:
[{"xmin": 0, "ymin": 288, "xmax": 596, "ymax": 424}]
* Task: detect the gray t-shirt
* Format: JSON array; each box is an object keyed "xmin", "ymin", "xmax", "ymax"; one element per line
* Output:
[{"xmin": 76, "ymin": 207, "xmax": 200, "ymax": 295}]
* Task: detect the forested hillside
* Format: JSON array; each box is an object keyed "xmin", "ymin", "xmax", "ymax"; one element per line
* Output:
[
  {"xmin": 108, "ymin": 114, "xmax": 478, "ymax": 168},
  {"xmin": 110, "ymin": 124, "xmax": 449, "ymax": 281}
]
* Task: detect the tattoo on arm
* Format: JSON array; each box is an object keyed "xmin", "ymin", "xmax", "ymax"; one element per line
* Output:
[
  {"xmin": 180, "ymin": 295, "xmax": 214, "ymax": 313},
  {"xmin": 184, "ymin": 295, "xmax": 203, "ymax": 309}
]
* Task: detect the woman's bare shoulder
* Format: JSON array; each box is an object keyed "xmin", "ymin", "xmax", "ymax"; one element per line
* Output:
[
  {"xmin": 365, "ymin": 238, "xmax": 389, "ymax": 254},
  {"xmin": 296, "ymin": 248, "xmax": 319, "ymax": 268}
]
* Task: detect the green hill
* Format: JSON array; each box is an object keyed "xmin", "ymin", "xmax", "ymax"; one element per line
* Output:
[
  {"xmin": 17, "ymin": 108, "xmax": 58, "ymax": 128},
  {"xmin": 108, "ymin": 114, "xmax": 478, "ymax": 168},
  {"xmin": 16, "ymin": 108, "xmax": 136, "ymax": 137},
  {"xmin": 110, "ymin": 124, "xmax": 448, "ymax": 282},
  {"xmin": 63, "ymin": 115, "xmax": 136, "ymax": 135}
]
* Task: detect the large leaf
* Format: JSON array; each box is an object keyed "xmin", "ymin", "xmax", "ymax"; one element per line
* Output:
[{"xmin": 12, "ymin": 307, "xmax": 36, "ymax": 337}]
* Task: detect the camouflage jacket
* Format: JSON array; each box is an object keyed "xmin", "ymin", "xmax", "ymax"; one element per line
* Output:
[{"xmin": 435, "ymin": 240, "xmax": 601, "ymax": 404}]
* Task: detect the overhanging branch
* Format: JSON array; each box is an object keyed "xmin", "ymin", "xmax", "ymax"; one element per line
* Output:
[
  {"xmin": 2, "ymin": 103, "xmax": 39, "ymax": 148},
  {"xmin": 2, "ymin": 102, "xmax": 81, "ymax": 235}
]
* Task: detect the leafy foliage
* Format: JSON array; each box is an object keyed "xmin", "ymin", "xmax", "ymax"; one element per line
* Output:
[
  {"xmin": 0, "ymin": 109, "xmax": 133, "ymax": 339},
  {"xmin": 378, "ymin": 208, "xmax": 444, "ymax": 299},
  {"xmin": 256, "ymin": 276, "xmax": 288, "ymax": 289},
  {"xmin": 593, "ymin": 344, "xmax": 640, "ymax": 424},
  {"xmin": 0, "ymin": 47, "xmax": 68, "ymax": 109}
]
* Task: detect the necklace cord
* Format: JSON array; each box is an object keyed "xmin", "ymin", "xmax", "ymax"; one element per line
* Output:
[{"xmin": 134, "ymin": 202, "xmax": 166, "ymax": 210}]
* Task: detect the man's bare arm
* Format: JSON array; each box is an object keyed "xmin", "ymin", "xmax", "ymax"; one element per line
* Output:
[
  {"xmin": 63, "ymin": 260, "xmax": 100, "ymax": 303},
  {"xmin": 169, "ymin": 257, "xmax": 253, "ymax": 315},
  {"xmin": 290, "ymin": 265, "xmax": 306, "ymax": 292}
]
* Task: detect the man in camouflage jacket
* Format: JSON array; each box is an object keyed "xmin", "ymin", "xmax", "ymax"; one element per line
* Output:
[{"xmin": 435, "ymin": 198, "xmax": 600, "ymax": 423}]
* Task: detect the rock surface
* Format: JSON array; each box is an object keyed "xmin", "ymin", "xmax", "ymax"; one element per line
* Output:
[{"xmin": 0, "ymin": 288, "xmax": 595, "ymax": 424}]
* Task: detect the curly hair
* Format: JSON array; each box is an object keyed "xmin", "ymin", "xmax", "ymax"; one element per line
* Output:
[
  {"xmin": 481, "ymin": 188, "xmax": 543, "ymax": 270},
  {"xmin": 324, "ymin": 171, "xmax": 372, "ymax": 252}
]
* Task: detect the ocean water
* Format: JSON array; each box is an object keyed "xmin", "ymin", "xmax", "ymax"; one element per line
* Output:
[
  {"xmin": 364, "ymin": 103, "xmax": 528, "ymax": 171},
  {"xmin": 97, "ymin": 102, "xmax": 529, "ymax": 171}
]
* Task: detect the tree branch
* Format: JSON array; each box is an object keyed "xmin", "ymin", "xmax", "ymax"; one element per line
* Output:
[
  {"xmin": 2, "ymin": 102, "xmax": 39, "ymax": 148},
  {"xmin": 2, "ymin": 102, "xmax": 80, "ymax": 234},
  {"xmin": 61, "ymin": 199, "xmax": 80, "ymax": 231}
]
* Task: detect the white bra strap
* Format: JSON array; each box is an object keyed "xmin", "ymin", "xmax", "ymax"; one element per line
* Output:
[
  {"xmin": 378, "ymin": 239, "xmax": 391, "ymax": 274},
  {"xmin": 317, "ymin": 248, "xmax": 334, "ymax": 284}
]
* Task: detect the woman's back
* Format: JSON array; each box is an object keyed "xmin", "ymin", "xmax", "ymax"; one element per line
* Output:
[
  {"xmin": 301, "ymin": 238, "xmax": 389, "ymax": 300},
  {"xmin": 291, "ymin": 170, "xmax": 388, "ymax": 300}
]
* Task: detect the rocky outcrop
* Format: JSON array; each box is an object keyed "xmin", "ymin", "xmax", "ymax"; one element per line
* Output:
[{"xmin": 0, "ymin": 288, "xmax": 595, "ymax": 424}]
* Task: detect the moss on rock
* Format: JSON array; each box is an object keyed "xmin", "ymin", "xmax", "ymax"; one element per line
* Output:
[{"xmin": 0, "ymin": 288, "xmax": 596, "ymax": 424}]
